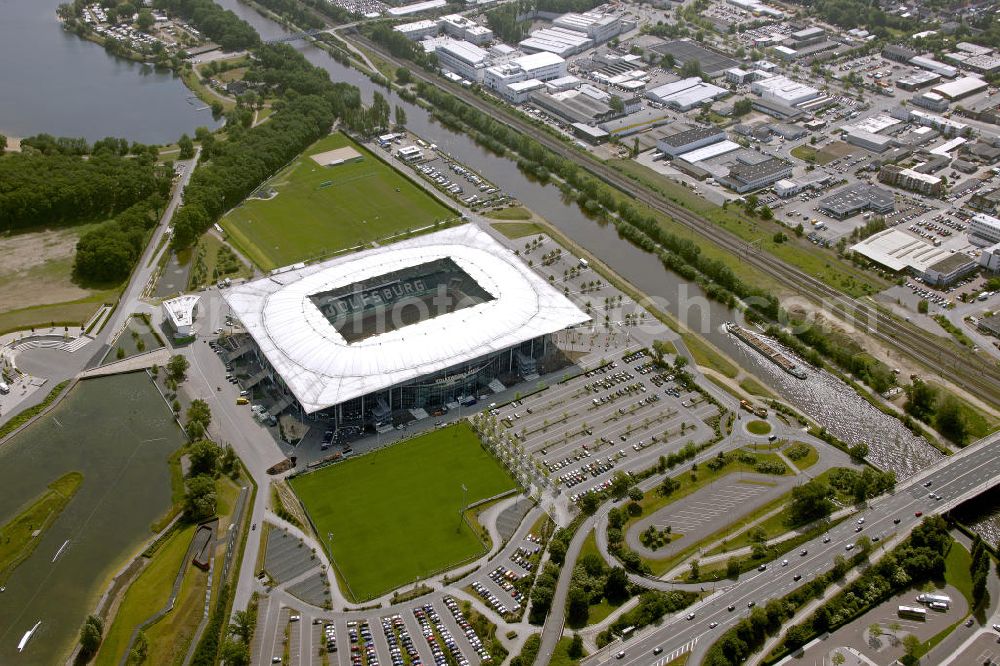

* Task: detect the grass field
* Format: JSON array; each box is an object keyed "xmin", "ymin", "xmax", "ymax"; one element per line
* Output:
[
  {"xmin": 747, "ymin": 420, "xmax": 772, "ymax": 435},
  {"xmin": 220, "ymin": 133, "xmax": 456, "ymax": 271},
  {"xmin": 290, "ymin": 422, "xmax": 516, "ymax": 601}
]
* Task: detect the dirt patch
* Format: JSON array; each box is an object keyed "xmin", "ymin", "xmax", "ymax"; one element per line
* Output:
[{"xmin": 0, "ymin": 227, "xmax": 94, "ymax": 313}]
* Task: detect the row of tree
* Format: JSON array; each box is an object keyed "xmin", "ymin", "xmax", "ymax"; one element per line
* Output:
[
  {"xmin": 250, "ymin": 0, "xmax": 324, "ymax": 29},
  {"xmin": 151, "ymin": 0, "xmax": 260, "ymax": 51},
  {"xmin": 0, "ymin": 147, "xmax": 168, "ymax": 232},
  {"xmin": 170, "ymin": 43, "xmax": 363, "ymax": 248}
]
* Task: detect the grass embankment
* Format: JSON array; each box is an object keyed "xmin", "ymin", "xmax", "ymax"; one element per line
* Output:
[
  {"xmin": 95, "ymin": 523, "xmax": 197, "ymax": 666},
  {"xmin": 220, "ymin": 132, "xmax": 456, "ymax": 270},
  {"xmin": 933, "ymin": 315, "xmax": 974, "ymax": 348},
  {"xmin": 0, "ymin": 471, "xmax": 83, "ymax": 585},
  {"xmin": 487, "ymin": 207, "xmax": 535, "ymax": 222},
  {"xmin": 0, "ymin": 380, "xmax": 71, "ymax": 440},
  {"xmin": 186, "ymin": 231, "xmax": 253, "ymax": 291},
  {"xmin": 289, "ymin": 422, "xmax": 516, "ymax": 601},
  {"xmin": 739, "ymin": 376, "xmax": 776, "ymax": 399},
  {"xmin": 612, "ymin": 158, "xmax": 886, "ymax": 298}
]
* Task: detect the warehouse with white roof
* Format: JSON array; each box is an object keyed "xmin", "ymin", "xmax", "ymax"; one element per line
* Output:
[{"xmin": 223, "ymin": 225, "xmax": 589, "ymax": 424}]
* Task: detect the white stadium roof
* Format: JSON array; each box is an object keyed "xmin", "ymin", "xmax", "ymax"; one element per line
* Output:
[{"xmin": 224, "ymin": 225, "xmax": 589, "ymax": 414}]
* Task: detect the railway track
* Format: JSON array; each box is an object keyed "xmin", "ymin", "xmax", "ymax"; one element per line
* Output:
[{"xmin": 351, "ymin": 34, "xmax": 1000, "ymax": 407}]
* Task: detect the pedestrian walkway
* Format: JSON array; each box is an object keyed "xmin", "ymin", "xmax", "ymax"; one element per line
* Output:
[{"xmin": 78, "ymin": 348, "xmax": 171, "ymax": 378}]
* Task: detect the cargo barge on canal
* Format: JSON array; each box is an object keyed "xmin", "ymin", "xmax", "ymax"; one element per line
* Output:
[{"xmin": 725, "ymin": 322, "xmax": 807, "ymax": 379}]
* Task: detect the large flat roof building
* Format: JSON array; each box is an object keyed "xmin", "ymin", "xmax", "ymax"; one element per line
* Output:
[
  {"xmin": 818, "ymin": 183, "xmax": 895, "ymax": 219},
  {"xmin": 718, "ymin": 155, "xmax": 792, "ymax": 193},
  {"xmin": 223, "ymin": 225, "xmax": 589, "ymax": 422},
  {"xmin": 656, "ymin": 126, "xmax": 727, "ymax": 157}
]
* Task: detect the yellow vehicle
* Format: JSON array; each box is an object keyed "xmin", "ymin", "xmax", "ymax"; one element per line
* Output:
[{"xmin": 236, "ymin": 397, "xmax": 249, "ymax": 405}]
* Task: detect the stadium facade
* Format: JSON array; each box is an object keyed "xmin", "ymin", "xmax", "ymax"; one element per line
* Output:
[{"xmin": 223, "ymin": 225, "xmax": 589, "ymax": 427}]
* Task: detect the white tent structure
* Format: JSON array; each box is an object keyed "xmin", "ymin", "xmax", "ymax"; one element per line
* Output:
[{"xmin": 223, "ymin": 225, "xmax": 589, "ymax": 414}]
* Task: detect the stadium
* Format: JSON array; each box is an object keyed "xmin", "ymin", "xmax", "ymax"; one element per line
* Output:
[{"xmin": 223, "ymin": 225, "xmax": 590, "ymax": 428}]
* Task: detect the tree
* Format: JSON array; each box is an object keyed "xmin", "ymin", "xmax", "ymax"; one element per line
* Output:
[
  {"xmin": 126, "ymin": 631, "xmax": 149, "ymax": 665},
  {"xmin": 137, "ymin": 9, "xmax": 154, "ymax": 32},
  {"xmin": 832, "ymin": 652, "xmax": 846, "ymax": 666},
  {"xmin": 579, "ymin": 493, "xmax": 600, "ymax": 515},
  {"xmin": 395, "ymin": 67, "xmax": 412, "ymax": 84},
  {"xmin": 628, "ymin": 486, "xmax": 644, "ymax": 501},
  {"xmin": 789, "ymin": 479, "xmax": 834, "ymax": 525},
  {"xmin": 680, "ymin": 59, "xmax": 704, "ymax": 79},
  {"xmin": 905, "ymin": 380, "xmax": 938, "ymax": 421},
  {"xmin": 178, "ymin": 133, "xmax": 195, "ymax": 160},
  {"xmin": 0, "ymin": 134, "xmax": 6, "ymax": 155},
  {"xmin": 917, "ymin": 299, "xmax": 929, "ymax": 314},
  {"xmin": 394, "ymin": 105, "xmax": 407, "ymax": 129},
  {"xmin": 220, "ymin": 639, "xmax": 251, "ymax": 665},
  {"xmin": 902, "ymin": 633, "xmax": 920, "ymax": 660},
  {"xmin": 188, "ymin": 440, "xmax": 220, "ymax": 477},
  {"xmin": 567, "ymin": 585, "xmax": 590, "ymax": 626},
  {"xmin": 726, "ymin": 557, "xmax": 740, "ymax": 578},
  {"xmin": 732, "ymin": 98, "xmax": 752, "ymax": 116},
  {"xmin": 935, "ymin": 395, "xmax": 968, "ymax": 444},
  {"xmin": 609, "ymin": 95, "xmax": 625, "ymax": 113},
  {"xmin": 229, "ymin": 609, "xmax": 256, "ymax": 644},
  {"xmin": 604, "ymin": 566, "xmax": 629, "ymax": 603},
  {"xmin": 849, "ymin": 442, "xmax": 869, "ymax": 463},
  {"xmin": 79, "ymin": 614, "xmax": 104, "ymax": 658},
  {"xmin": 167, "ymin": 354, "xmax": 189, "ymax": 381},
  {"xmin": 568, "ymin": 633, "xmax": 584, "ymax": 659},
  {"xmin": 186, "ymin": 399, "xmax": 212, "ymax": 439},
  {"xmin": 689, "ymin": 560, "xmax": 700, "ymax": 581},
  {"xmin": 184, "ymin": 474, "xmax": 217, "ymax": 520}
]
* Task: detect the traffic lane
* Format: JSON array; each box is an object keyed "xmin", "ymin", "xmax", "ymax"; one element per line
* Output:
[
  {"xmin": 597, "ymin": 494, "xmax": 928, "ymax": 666},
  {"xmin": 597, "ymin": 442, "xmax": 1000, "ymax": 663}
]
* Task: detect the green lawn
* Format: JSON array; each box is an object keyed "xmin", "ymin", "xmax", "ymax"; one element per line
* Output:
[
  {"xmin": 0, "ymin": 471, "xmax": 82, "ymax": 585},
  {"xmin": 487, "ymin": 207, "xmax": 534, "ymax": 222},
  {"xmin": 747, "ymin": 420, "xmax": 772, "ymax": 435},
  {"xmin": 739, "ymin": 376, "xmax": 775, "ymax": 399},
  {"xmin": 290, "ymin": 422, "xmax": 516, "ymax": 601},
  {"xmin": 492, "ymin": 221, "xmax": 544, "ymax": 238},
  {"xmin": 220, "ymin": 132, "xmax": 456, "ymax": 270},
  {"xmin": 550, "ymin": 636, "xmax": 586, "ymax": 666},
  {"xmin": 943, "ymin": 541, "xmax": 973, "ymax": 606}
]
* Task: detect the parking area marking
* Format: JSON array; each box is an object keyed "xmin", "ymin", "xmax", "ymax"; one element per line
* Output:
[{"xmin": 660, "ymin": 485, "xmax": 770, "ymax": 532}]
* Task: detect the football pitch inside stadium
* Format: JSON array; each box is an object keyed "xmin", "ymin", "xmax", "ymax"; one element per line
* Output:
[
  {"xmin": 289, "ymin": 422, "xmax": 516, "ymax": 601},
  {"xmin": 220, "ymin": 132, "xmax": 456, "ymax": 270}
]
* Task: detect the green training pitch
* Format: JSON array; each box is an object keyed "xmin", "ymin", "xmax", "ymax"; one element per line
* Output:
[
  {"xmin": 220, "ymin": 133, "xmax": 456, "ymax": 271},
  {"xmin": 289, "ymin": 422, "xmax": 516, "ymax": 601}
]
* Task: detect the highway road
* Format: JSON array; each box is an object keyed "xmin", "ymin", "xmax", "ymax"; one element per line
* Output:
[{"xmin": 579, "ymin": 432, "xmax": 1000, "ymax": 666}]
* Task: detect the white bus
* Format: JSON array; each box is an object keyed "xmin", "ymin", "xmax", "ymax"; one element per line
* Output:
[{"xmin": 898, "ymin": 605, "xmax": 927, "ymax": 620}]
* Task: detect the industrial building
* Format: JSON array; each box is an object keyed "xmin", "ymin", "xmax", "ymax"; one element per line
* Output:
[
  {"xmin": 969, "ymin": 213, "xmax": 1000, "ymax": 245},
  {"xmin": 551, "ymin": 11, "xmax": 621, "ymax": 43},
  {"xmin": 909, "ymin": 55, "xmax": 958, "ymax": 78},
  {"xmin": 911, "ymin": 91, "xmax": 949, "ymax": 112},
  {"xmin": 930, "ymin": 76, "xmax": 989, "ymax": 101},
  {"xmin": 648, "ymin": 39, "xmax": 739, "ymax": 78},
  {"xmin": 750, "ymin": 75, "xmax": 820, "ymax": 107},
  {"xmin": 979, "ymin": 241, "xmax": 1000, "ymax": 271},
  {"xmin": 645, "ymin": 77, "xmax": 728, "ymax": 111},
  {"xmin": 718, "ymin": 155, "xmax": 792, "ymax": 193},
  {"xmin": 818, "ymin": 183, "xmax": 895, "ymax": 219},
  {"xmin": 897, "ymin": 70, "xmax": 941, "ymax": 91},
  {"xmin": 878, "ymin": 164, "xmax": 945, "ymax": 195},
  {"xmin": 850, "ymin": 228, "xmax": 975, "ymax": 285},
  {"xmin": 844, "ymin": 129, "xmax": 894, "ymax": 153},
  {"xmin": 520, "ymin": 27, "xmax": 592, "ymax": 57},
  {"xmin": 484, "ymin": 52, "xmax": 567, "ymax": 102},
  {"xmin": 656, "ymin": 126, "xmax": 728, "ymax": 157},
  {"xmin": 222, "ymin": 225, "xmax": 589, "ymax": 424},
  {"xmin": 394, "ymin": 19, "xmax": 439, "ymax": 41},
  {"xmin": 439, "ymin": 14, "xmax": 494, "ymax": 44},
  {"xmin": 435, "ymin": 39, "xmax": 491, "ymax": 82}
]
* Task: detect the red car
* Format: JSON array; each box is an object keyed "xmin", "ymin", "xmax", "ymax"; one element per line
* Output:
[{"xmin": 915, "ymin": 511, "xmax": 923, "ymax": 517}]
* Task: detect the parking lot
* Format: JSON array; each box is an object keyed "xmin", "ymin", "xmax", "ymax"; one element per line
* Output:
[{"xmin": 487, "ymin": 346, "xmax": 717, "ymax": 505}]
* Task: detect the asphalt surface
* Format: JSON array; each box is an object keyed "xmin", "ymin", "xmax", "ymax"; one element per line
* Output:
[{"xmin": 578, "ymin": 431, "xmax": 1000, "ymax": 666}]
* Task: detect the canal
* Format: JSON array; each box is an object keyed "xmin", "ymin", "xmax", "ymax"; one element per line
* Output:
[
  {"xmin": 0, "ymin": 0, "xmax": 219, "ymax": 143},
  {"xmin": 0, "ymin": 374, "xmax": 184, "ymax": 664}
]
